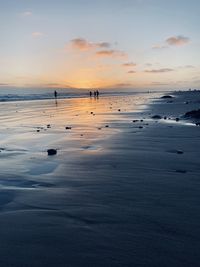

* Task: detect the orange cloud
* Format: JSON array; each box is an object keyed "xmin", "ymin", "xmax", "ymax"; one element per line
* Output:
[
  {"xmin": 95, "ymin": 50, "xmax": 127, "ymax": 58},
  {"xmin": 127, "ymin": 70, "xmax": 136, "ymax": 74},
  {"xmin": 107, "ymin": 82, "xmax": 134, "ymax": 89},
  {"xmin": 122, "ymin": 62, "xmax": 137, "ymax": 67}
]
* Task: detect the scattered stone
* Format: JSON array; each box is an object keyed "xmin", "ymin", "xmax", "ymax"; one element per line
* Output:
[
  {"xmin": 118, "ymin": 109, "xmax": 121, "ymax": 112},
  {"xmin": 175, "ymin": 169, "xmax": 187, "ymax": 174},
  {"xmin": 47, "ymin": 149, "xmax": 57, "ymax": 156},
  {"xmin": 184, "ymin": 109, "xmax": 200, "ymax": 119},
  {"xmin": 140, "ymin": 119, "xmax": 143, "ymax": 122},
  {"xmin": 161, "ymin": 95, "xmax": 173, "ymax": 99},
  {"xmin": 175, "ymin": 118, "xmax": 180, "ymax": 122},
  {"xmin": 177, "ymin": 150, "xmax": 184, "ymax": 154},
  {"xmin": 37, "ymin": 130, "xmax": 40, "ymax": 132},
  {"xmin": 167, "ymin": 149, "xmax": 184, "ymax": 154},
  {"xmin": 138, "ymin": 126, "xmax": 143, "ymax": 129},
  {"xmin": 105, "ymin": 125, "xmax": 109, "ymax": 128},
  {"xmin": 164, "ymin": 116, "xmax": 167, "ymax": 120},
  {"xmin": 47, "ymin": 124, "xmax": 51, "ymax": 128},
  {"xmin": 152, "ymin": 115, "xmax": 162, "ymax": 119},
  {"xmin": 65, "ymin": 126, "xmax": 72, "ymax": 130},
  {"xmin": 132, "ymin": 120, "xmax": 139, "ymax": 123}
]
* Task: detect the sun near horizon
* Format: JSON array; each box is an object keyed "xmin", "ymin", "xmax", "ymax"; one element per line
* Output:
[{"xmin": 0, "ymin": 0, "xmax": 199, "ymax": 91}]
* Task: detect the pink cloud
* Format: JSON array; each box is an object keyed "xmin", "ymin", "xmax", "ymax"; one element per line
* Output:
[
  {"xmin": 152, "ymin": 44, "xmax": 168, "ymax": 49},
  {"xmin": 32, "ymin": 32, "xmax": 44, "ymax": 38},
  {"xmin": 145, "ymin": 68, "xmax": 174, "ymax": 73},
  {"xmin": 166, "ymin": 35, "xmax": 190, "ymax": 46},
  {"xmin": 70, "ymin": 38, "xmax": 111, "ymax": 51}
]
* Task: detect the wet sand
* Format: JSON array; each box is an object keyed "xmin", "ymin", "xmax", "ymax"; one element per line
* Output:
[{"xmin": 0, "ymin": 91, "xmax": 200, "ymax": 266}]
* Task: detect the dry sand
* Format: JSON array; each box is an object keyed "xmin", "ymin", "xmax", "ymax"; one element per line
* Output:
[{"xmin": 0, "ymin": 91, "xmax": 200, "ymax": 266}]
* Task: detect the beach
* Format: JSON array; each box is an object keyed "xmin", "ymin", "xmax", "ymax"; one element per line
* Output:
[{"xmin": 0, "ymin": 91, "xmax": 200, "ymax": 266}]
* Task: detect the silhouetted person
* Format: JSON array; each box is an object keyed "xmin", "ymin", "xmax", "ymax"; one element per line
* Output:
[
  {"xmin": 54, "ymin": 90, "xmax": 57, "ymax": 99},
  {"xmin": 96, "ymin": 90, "xmax": 99, "ymax": 97},
  {"xmin": 89, "ymin": 91, "xmax": 92, "ymax": 97},
  {"xmin": 94, "ymin": 91, "xmax": 97, "ymax": 97}
]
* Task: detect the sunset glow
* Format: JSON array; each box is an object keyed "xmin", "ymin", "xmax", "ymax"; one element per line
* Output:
[{"xmin": 0, "ymin": 0, "xmax": 199, "ymax": 90}]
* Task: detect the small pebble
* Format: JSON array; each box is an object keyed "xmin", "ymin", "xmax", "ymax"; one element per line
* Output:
[
  {"xmin": 47, "ymin": 149, "xmax": 57, "ymax": 156},
  {"xmin": 177, "ymin": 150, "xmax": 184, "ymax": 154}
]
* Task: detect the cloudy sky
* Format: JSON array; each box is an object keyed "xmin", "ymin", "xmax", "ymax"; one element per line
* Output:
[{"xmin": 0, "ymin": 0, "xmax": 199, "ymax": 90}]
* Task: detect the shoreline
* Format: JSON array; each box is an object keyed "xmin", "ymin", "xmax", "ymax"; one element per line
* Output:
[
  {"xmin": 0, "ymin": 90, "xmax": 200, "ymax": 266},
  {"xmin": 0, "ymin": 89, "xmax": 170, "ymax": 104}
]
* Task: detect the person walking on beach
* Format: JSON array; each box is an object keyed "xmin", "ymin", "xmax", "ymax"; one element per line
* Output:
[
  {"xmin": 89, "ymin": 91, "xmax": 92, "ymax": 97},
  {"xmin": 96, "ymin": 90, "xmax": 99, "ymax": 97},
  {"xmin": 94, "ymin": 91, "xmax": 97, "ymax": 97},
  {"xmin": 54, "ymin": 90, "xmax": 57, "ymax": 99}
]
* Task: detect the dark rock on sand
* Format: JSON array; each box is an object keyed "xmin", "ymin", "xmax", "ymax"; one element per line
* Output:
[
  {"xmin": 175, "ymin": 169, "xmax": 187, "ymax": 174},
  {"xmin": 152, "ymin": 115, "xmax": 162, "ymax": 119},
  {"xmin": 47, "ymin": 149, "xmax": 57, "ymax": 156},
  {"xmin": 184, "ymin": 109, "xmax": 200, "ymax": 119},
  {"xmin": 133, "ymin": 120, "xmax": 139, "ymax": 123},
  {"xmin": 167, "ymin": 149, "xmax": 184, "ymax": 154},
  {"xmin": 177, "ymin": 150, "xmax": 184, "ymax": 154},
  {"xmin": 161, "ymin": 95, "xmax": 173, "ymax": 99},
  {"xmin": 65, "ymin": 126, "xmax": 72, "ymax": 130},
  {"xmin": 105, "ymin": 125, "xmax": 109, "ymax": 128}
]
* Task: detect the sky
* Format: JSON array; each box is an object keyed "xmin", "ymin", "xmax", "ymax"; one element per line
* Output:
[{"xmin": 0, "ymin": 0, "xmax": 200, "ymax": 90}]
